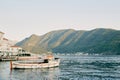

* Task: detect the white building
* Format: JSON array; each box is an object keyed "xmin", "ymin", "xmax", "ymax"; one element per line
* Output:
[
  {"xmin": 0, "ymin": 31, "xmax": 21, "ymax": 56},
  {"xmin": 9, "ymin": 46, "xmax": 22, "ymax": 55},
  {"xmin": 0, "ymin": 31, "xmax": 4, "ymax": 40}
]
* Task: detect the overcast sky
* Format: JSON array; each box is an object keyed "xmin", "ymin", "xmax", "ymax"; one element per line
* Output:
[{"xmin": 0, "ymin": 0, "xmax": 120, "ymax": 41}]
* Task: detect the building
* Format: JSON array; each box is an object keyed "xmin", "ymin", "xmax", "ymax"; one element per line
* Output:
[
  {"xmin": 9, "ymin": 46, "xmax": 22, "ymax": 55},
  {"xmin": 0, "ymin": 31, "xmax": 21, "ymax": 56},
  {"xmin": 0, "ymin": 31, "xmax": 4, "ymax": 40}
]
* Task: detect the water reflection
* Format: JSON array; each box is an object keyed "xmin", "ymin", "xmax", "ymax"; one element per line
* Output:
[
  {"xmin": 9, "ymin": 67, "xmax": 60, "ymax": 80},
  {"xmin": 0, "ymin": 61, "xmax": 60, "ymax": 80}
]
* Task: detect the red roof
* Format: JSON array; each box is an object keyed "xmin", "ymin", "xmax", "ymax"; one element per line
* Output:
[{"xmin": 11, "ymin": 46, "xmax": 21, "ymax": 48}]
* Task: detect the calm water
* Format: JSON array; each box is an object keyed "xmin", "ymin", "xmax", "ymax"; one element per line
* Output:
[{"xmin": 0, "ymin": 55, "xmax": 120, "ymax": 80}]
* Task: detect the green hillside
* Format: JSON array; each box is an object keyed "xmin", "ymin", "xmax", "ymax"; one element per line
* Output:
[{"xmin": 16, "ymin": 28, "xmax": 120, "ymax": 55}]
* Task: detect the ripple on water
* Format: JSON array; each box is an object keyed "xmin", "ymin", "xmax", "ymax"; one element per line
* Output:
[{"xmin": 1, "ymin": 55, "xmax": 120, "ymax": 80}]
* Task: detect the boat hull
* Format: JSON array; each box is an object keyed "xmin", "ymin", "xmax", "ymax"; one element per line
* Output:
[{"xmin": 11, "ymin": 59, "xmax": 60, "ymax": 69}]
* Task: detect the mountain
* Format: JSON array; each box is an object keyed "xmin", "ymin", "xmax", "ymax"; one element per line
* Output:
[{"xmin": 16, "ymin": 28, "xmax": 120, "ymax": 55}]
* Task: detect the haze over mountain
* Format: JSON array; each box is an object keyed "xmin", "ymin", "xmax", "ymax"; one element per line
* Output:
[{"xmin": 16, "ymin": 28, "xmax": 120, "ymax": 55}]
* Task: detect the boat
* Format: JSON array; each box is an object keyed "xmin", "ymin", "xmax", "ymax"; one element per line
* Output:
[
  {"xmin": 16, "ymin": 53, "xmax": 41, "ymax": 60},
  {"xmin": 10, "ymin": 55, "xmax": 60, "ymax": 69},
  {"xmin": 0, "ymin": 56, "xmax": 17, "ymax": 61}
]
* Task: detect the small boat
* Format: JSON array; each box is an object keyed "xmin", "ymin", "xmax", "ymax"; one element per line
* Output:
[{"xmin": 10, "ymin": 55, "xmax": 60, "ymax": 69}]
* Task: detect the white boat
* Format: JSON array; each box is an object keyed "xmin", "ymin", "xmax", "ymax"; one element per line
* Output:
[
  {"xmin": 10, "ymin": 56, "xmax": 60, "ymax": 69},
  {"xmin": 16, "ymin": 53, "xmax": 41, "ymax": 60}
]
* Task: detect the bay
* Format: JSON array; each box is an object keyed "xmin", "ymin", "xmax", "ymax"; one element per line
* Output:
[{"xmin": 0, "ymin": 55, "xmax": 120, "ymax": 80}]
